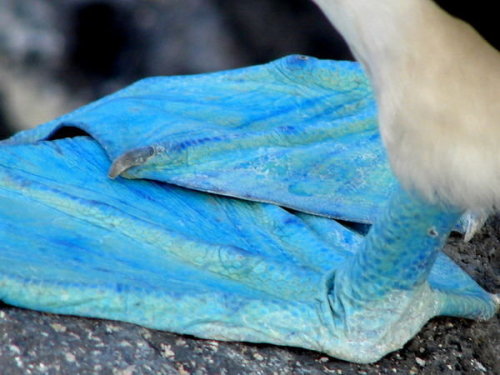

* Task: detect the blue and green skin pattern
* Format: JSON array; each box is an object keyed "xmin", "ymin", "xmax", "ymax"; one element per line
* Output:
[
  {"xmin": 4, "ymin": 55, "xmax": 391, "ymax": 223},
  {"xmin": 0, "ymin": 56, "xmax": 497, "ymax": 363}
]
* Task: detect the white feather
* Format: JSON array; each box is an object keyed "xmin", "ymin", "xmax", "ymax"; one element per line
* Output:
[{"xmin": 313, "ymin": 0, "xmax": 500, "ymax": 211}]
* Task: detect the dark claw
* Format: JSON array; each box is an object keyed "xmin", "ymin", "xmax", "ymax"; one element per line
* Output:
[{"xmin": 108, "ymin": 146, "xmax": 155, "ymax": 178}]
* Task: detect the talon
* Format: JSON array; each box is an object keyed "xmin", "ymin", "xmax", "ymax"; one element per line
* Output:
[
  {"xmin": 461, "ymin": 211, "xmax": 488, "ymax": 242},
  {"xmin": 108, "ymin": 147, "xmax": 155, "ymax": 179},
  {"xmin": 494, "ymin": 294, "xmax": 500, "ymax": 312}
]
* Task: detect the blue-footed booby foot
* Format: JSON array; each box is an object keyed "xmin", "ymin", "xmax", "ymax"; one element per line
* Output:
[{"xmin": 0, "ymin": 55, "xmax": 497, "ymax": 363}]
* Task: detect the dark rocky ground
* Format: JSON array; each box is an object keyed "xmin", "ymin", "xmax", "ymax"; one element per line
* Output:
[
  {"xmin": 1, "ymin": 1, "xmax": 499, "ymax": 374},
  {"xmin": 1, "ymin": 217, "xmax": 498, "ymax": 375}
]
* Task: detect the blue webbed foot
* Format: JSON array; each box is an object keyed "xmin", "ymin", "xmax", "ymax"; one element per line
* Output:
[
  {"xmin": 1, "ymin": 137, "xmax": 496, "ymax": 363},
  {"xmin": 0, "ymin": 56, "xmax": 496, "ymax": 363}
]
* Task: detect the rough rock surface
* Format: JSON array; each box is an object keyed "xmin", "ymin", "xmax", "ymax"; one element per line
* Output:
[{"xmin": 1, "ymin": 217, "xmax": 498, "ymax": 375}]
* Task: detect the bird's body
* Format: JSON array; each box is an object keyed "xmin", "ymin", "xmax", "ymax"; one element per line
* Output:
[{"xmin": 313, "ymin": 0, "xmax": 500, "ymax": 211}]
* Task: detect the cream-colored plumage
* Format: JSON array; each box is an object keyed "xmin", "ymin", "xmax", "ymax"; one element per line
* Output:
[{"xmin": 313, "ymin": 0, "xmax": 500, "ymax": 211}]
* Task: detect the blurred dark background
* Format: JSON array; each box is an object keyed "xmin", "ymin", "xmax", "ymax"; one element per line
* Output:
[{"xmin": 0, "ymin": 0, "xmax": 497, "ymax": 139}]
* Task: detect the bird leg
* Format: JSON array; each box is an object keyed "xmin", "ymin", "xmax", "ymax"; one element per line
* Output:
[{"xmin": 322, "ymin": 185, "xmax": 497, "ymax": 361}]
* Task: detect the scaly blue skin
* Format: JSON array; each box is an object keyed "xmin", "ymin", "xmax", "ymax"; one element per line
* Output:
[{"xmin": 0, "ymin": 56, "xmax": 497, "ymax": 363}]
